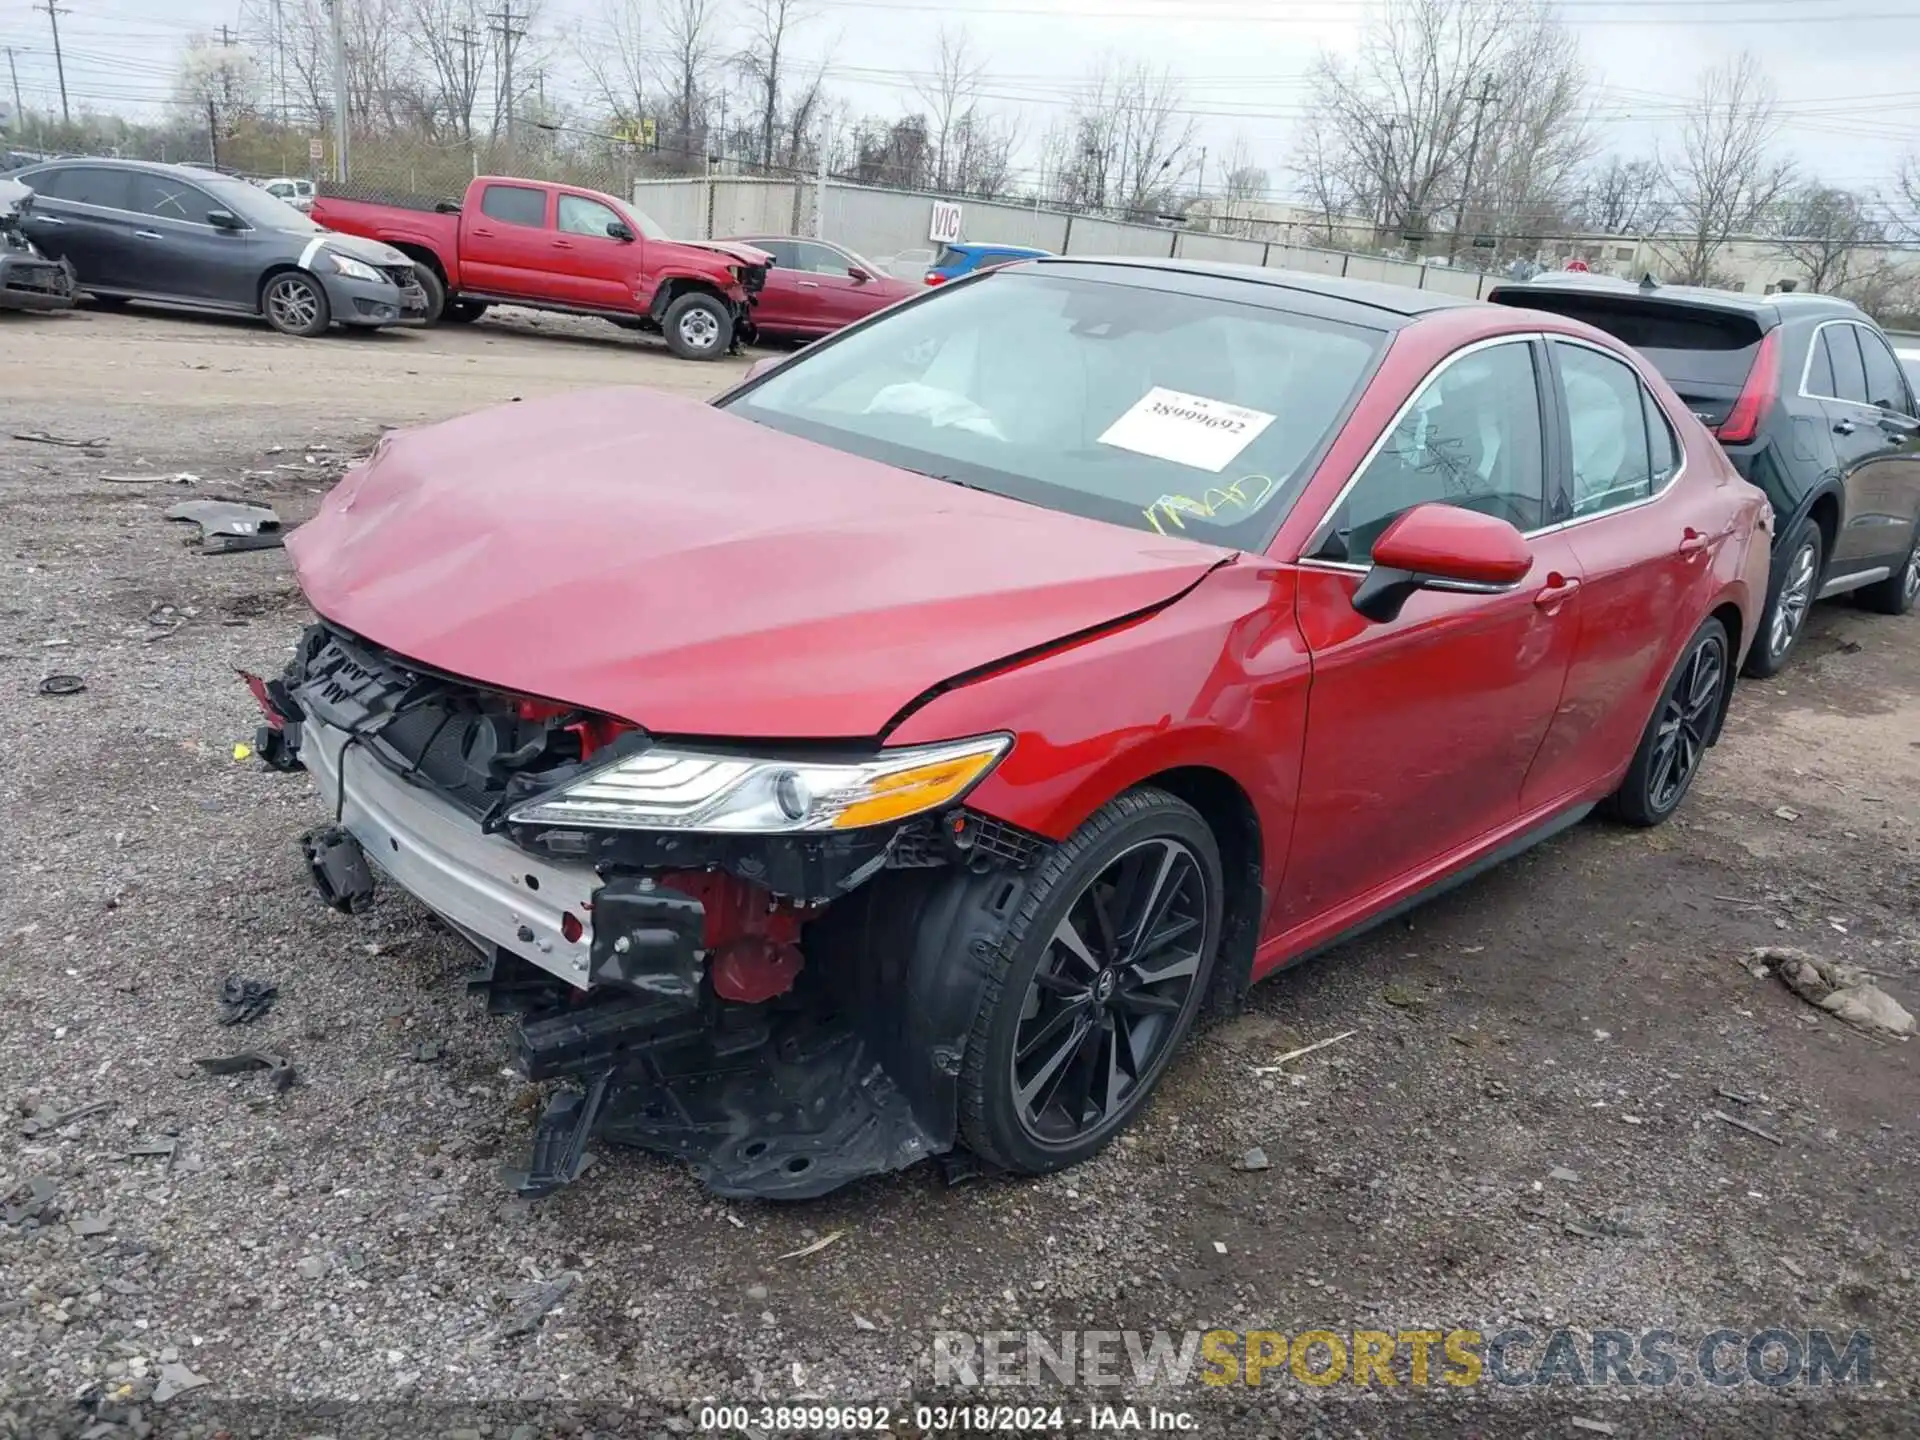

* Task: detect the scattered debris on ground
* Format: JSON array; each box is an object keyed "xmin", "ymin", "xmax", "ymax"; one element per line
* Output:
[
  {"xmin": 1711, "ymin": 1107, "xmax": 1785, "ymax": 1145},
  {"xmin": 1752, "ymin": 945, "xmax": 1916, "ymax": 1037},
  {"xmin": 12, "ymin": 429, "xmax": 105, "ymax": 448},
  {"xmin": 216, "ymin": 975, "xmax": 278, "ymax": 1026},
  {"xmin": 194, "ymin": 1051, "xmax": 298, "ymax": 1090},
  {"xmin": 1250, "ymin": 1028, "xmax": 1358, "ymax": 1074},
  {"xmin": 495, "ymin": 1271, "xmax": 578, "ymax": 1341},
  {"xmin": 164, "ymin": 498, "xmax": 287, "ymax": 554},
  {"xmin": 36, "ymin": 673, "xmax": 85, "ymax": 696}
]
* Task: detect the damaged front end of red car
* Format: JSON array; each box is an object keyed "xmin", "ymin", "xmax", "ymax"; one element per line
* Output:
[{"xmin": 248, "ymin": 621, "xmax": 1048, "ymax": 1200}]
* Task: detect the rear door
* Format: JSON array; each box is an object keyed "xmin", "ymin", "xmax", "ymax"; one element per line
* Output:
[
  {"xmin": 1848, "ymin": 324, "xmax": 1920, "ymax": 567},
  {"xmin": 1806, "ymin": 321, "xmax": 1903, "ymax": 571},
  {"xmin": 1523, "ymin": 338, "xmax": 1724, "ymax": 806},
  {"xmin": 1282, "ymin": 336, "xmax": 1586, "ymax": 929},
  {"xmin": 459, "ymin": 182, "xmax": 550, "ymax": 298},
  {"xmin": 17, "ymin": 165, "xmax": 136, "ymax": 288},
  {"xmin": 551, "ymin": 191, "xmax": 638, "ymax": 310}
]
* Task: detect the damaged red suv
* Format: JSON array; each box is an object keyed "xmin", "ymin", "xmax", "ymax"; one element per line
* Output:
[{"xmin": 256, "ymin": 258, "xmax": 1771, "ymax": 1200}]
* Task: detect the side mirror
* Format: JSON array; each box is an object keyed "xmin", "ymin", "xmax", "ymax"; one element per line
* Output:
[
  {"xmin": 848, "ymin": 265, "xmax": 871, "ymax": 282},
  {"xmin": 745, "ymin": 354, "xmax": 784, "ymax": 382},
  {"xmin": 1351, "ymin": 503, "xmax": 1533, "ymax": 623},
  {"xmin": 606, "ymin": 220, "xmax": 634, "ymax": 242},
  {"xmin": 207, "ymin": 209, "xmax": 244, "ymax": 231}
]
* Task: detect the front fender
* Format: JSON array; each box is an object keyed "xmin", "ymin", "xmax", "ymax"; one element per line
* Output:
[
  {"xmin": 887, "ymin": 562, "xmax": 1310, "ymax": 904},
  {"xmin": 639, "ymin": 264, "xmax": 737, "ymax": 314}
]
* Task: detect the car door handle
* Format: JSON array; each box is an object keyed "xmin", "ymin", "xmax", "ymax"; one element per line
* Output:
[
  {"xmin": 1678, "ymin": 528, "xmax": 1712, "ymax": 555},
  {"xmin": 471, "ymin": 227, "xmax": 494, "ymax": 237},
  {"xmin": 133, "ymin": 230, "xmax": 163, "ymax": 240},
  {"xmin": 35, "ymin": 215, "xmax": 65, "ymax": 226},
  {"xmin": 551, "ymin": 239, "xmax": 574, "ymax": 249},
  {"xmin": 1834, "ymin": 418, "xmax": 1856, "ymax": 435},
  {"xmin": 797, "ymin": 280, "xmax": 821, "ymax": 288},
  {"xmin": 1533, "ymin": 575, "xmax": 1580, "ymax": 607}
]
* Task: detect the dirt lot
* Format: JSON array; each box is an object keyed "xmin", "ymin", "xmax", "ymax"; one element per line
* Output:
[{"xmin": 1, "ymin": 305, "xmax": 1917, "ymax": 1439}]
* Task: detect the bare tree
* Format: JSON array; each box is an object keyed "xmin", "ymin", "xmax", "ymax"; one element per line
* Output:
[
  {"xmin": 173, "ymin": 33, "xmax": 264, "ymax": 162},
  {"xmin": 914, "ymin": 26, "xmax": 986, "ymax": 192},
  {"xmin": 656, "ymin": 0, "xmax": 721, "ymax": 162},
  {"xmin": 409, "ymin": 0, "xmax": 489, "ymax": 143},
  {"xmin": 1575, "ymin": 156, "xmax": 1668, "ymax": 234},
  {"xmin": 1660, "ymin": 52, "xmax": 1794, "ymax": 285},
  {"xmin": 1768, "ymin": 182, "xmax": 1886, "ymax": 294},
  {"xmin": 574, "ymin": 0, "xmax": 648, "ymax": 131},
  {"xmin": 735, "ymin": 0, "xmax": 813, "ymax": 171},
  {"xmin": 1052, "ymin": 56, "xmax": 1195, "ymax": 217},
  {"xmin": 1297, "ymin": 0, "xmax": 1591, "ymax": 254}
]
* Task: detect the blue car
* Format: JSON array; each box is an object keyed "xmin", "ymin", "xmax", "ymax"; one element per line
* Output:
[{"xmin": 924, "ymin": 241, "xmax": 1052, "ymax": 286}]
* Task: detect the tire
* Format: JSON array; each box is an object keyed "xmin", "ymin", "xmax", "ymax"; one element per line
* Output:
[
  {"xmin": 1855, "ymin": 523, "xmax": 1920, "ymax": 616},
  {"xmin": 662, "ymin": 291, "xmax": 732, "ymax": 361},
  {"xmin": 412, "ymin": 265, "xmax": 446, "ymax": 325},
  {"xmin": 1606, "ymin": 616, "xmax": 1731, "ymax": 828},
  {"xmin": 261, "ymin": 270, "xmax": 331, "ymax": 338},
  {"xmin": 1742, "ymin": 521, "xmax": 1822, "ymax": 678},
  {"xmin": 444, "ymin": 299, "xmax": 487, "ymax": 324},
  {"xmin": 958, "ymin": 787, "xmax": 1224, "ymax": 1176}
]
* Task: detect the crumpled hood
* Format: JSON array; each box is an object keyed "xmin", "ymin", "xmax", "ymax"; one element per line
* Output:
[
  {"xmin": 287, "ymin": 388, "xmax": 1231, "ymax": 738},
  {"xmin": 308, "ymin": 229, "xmax": 412, "ymax": 270},
  {"xmin": 678, "ymin": 238, "xmax": 773, "ymax": 269}
]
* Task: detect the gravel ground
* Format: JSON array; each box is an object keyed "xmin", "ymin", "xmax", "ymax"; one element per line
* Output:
[{"xmin": 1, "ymin": 305, "xmax": 1917, "ymax": 1439}]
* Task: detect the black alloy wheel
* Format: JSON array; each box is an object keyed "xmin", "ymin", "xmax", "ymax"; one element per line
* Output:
[
  {"xmin": 960, "ymin": 789, "xmax": 1223, "ymax": 1174},
  {"xmin": 1607, "ymin": 616, "xmax": 1730, "ymax": 827}
]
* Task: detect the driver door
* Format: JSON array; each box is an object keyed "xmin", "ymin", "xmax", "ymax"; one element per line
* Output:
[
  {"xmin": 1278, "ymin": 337, "xmax": 1586, "ymax": 931},
  {"xmin": 551, "ymin": 191, "xmax": 639, "ymax": 312}
]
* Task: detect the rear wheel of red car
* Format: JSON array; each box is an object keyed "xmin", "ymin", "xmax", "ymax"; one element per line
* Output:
[
  {"xmin": 663, "ymin": 291, "xmax": 732, "ymax": 361},
  {"xmin": 1743, "ymin": 522, "xmax": 1821, "ymax": 678},
  {"xmin": 1606, "ymin": 616, "xmax": 1730, "ymax": 828},
  {"xmin": 959, "ymin": 788, "xmax": 1223, "ymax": 1176}
]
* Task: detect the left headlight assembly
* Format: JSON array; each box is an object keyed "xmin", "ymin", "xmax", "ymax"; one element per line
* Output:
[
  {"xmin": 506, "ymin": 734, "xmax": 1013, "ymax": 834},
  {"xmin": 324, "ymin": 250, "xmax": 384, "ymax": 284}
]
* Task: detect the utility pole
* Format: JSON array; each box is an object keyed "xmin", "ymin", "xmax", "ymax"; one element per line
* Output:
[
  {"xmin": 1452, "ymin": 79, "xmax": 1498, "ymax": 261},
  {"xmin": 326, "ymin": 0, "xmax": 348, "ymax": 183},
  {"xmin": 487, "ymin": 3, "xmax": 528, "ymax": 152},
  {"xmin": 207, "ymin": 98, "xmax": 220, "ymax": 167},
  {"xmin": 32, "ymin": 1, "xmax": 69, "ymax": 126},
  {"xmin": 4, "ymin": 48, "xmax": 24, "ymax": 137},
  {"xmin": 814, "ymin": 111, "xmax": 828, "ymax": 239}
]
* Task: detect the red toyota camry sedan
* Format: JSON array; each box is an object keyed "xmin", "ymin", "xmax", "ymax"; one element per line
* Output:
[{"xmin": 260, "ymin": 257, "xmax": 1772, "ymax": 1200}]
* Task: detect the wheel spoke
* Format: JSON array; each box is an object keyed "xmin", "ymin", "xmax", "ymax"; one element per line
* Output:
[
  {"xmin": 1113, "ymin": 986, "xmax": 1184, "ymax": 1015},
  {"xmin": 1128, "ymin": 949, "xmax": 1202, "ymax": 987},
  {"xmin": 1050, "ymin": 916, "xmax": 1102, "ymax": 976},
  {"xmin": 1016, "ymin": 994, "xmax": 1091, "ymax": 1064},
  {"xmin": 1061, "ymin": 1018, "xmax": 1107, "ymax": 1128},
  {"xmin": 1123, "ymin": 843, "xmax": 1186, "ymax": 959},
  {"xmin": 1017, "ymin": 1013, "xmax": 1090, "ymax": 1115}
]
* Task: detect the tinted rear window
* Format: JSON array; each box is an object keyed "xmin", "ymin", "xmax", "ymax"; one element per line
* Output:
[
  {"xmin": 1492, "ymin": 291, "xmax": 1764, "ymax": 394},
  {"xmin": 479, "ymin": 184, "xmax": 546, "ymax": 227}
]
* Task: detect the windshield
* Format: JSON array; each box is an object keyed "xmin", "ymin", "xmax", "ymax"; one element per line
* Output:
[
  {"xmin": 721, "ymin": 270, "xmax": 1385, "ymax": 547},
  {"xmin": 201, "ymin": 175, "xmax": 320, "ymax": 232},
  {"xmin": 623, "ymin": 203, "xmax": 669, "ymax": 241}
]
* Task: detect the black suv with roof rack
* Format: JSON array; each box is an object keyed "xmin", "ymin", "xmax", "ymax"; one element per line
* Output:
[{"xmin": 1488, "ymin": 274, "xmax": 1920, "ymax": 675}]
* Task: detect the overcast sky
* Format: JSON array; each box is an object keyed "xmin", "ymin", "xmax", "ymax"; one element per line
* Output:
[{"xmin": 4, "ymin": 0, "xmax": 1916, "ymax": 206}]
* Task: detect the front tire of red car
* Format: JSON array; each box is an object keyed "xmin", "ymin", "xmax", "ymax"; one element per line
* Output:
[
  {"xmin": 958, "ymin": 788, "xmax": 1223, "ymax": 1177},
  {"xmin": 662, "ymin": 291, "xmax": 733, "ymax": 361},
  {"xmin": 413, "ymin": 265, "xmax": 446, "ymax": 325}
]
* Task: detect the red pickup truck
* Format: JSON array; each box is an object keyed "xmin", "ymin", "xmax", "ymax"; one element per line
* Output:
[{"xmin": 311, "ymin": 176, "xmax": 770, "ymax": 360}]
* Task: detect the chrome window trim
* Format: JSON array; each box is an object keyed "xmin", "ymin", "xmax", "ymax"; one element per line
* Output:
[
  {"xmin": 1799, "ymin": 318, "xmax": 1878, "ymax": 410},
  {"xmin": 1298, "ymin": 332, "xmax": 1548, "ymax": 562},
  {"xmin": 1547, "ymin": 333, "xmax": 1688, "ymax": 525},
  {"xmin": 1296, "ymin": 329, "xmax": 1693, "ymax": 566}
]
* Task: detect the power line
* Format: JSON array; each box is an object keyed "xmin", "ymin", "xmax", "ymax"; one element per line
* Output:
[{"xmin": 488, "ymin": 2, "xmax": 529, "ymax": 149}]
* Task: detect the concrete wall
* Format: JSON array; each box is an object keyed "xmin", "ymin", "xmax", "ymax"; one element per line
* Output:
[{"xmin": 633, "ymin": 176, "xmax": 1499, "ymax": 300}]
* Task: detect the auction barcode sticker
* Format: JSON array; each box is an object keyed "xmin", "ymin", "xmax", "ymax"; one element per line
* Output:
[{"xmin": 1097, "ymin": 387, "xmax": 1276, "ymax": 473}]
